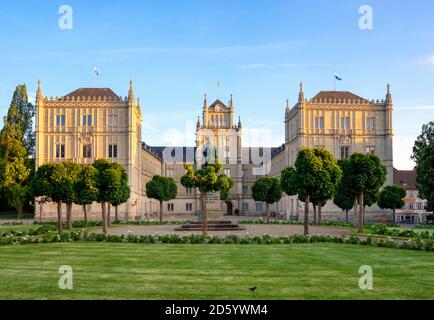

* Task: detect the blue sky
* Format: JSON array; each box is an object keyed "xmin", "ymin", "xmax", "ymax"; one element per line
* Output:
[{"xmin": 1, "ymin": 0, "xmax": 433, "ymax": 169}]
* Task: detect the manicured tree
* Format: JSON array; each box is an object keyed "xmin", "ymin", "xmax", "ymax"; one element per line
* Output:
[
  {"xmin": 111, "ymin": 182, "xmax": 130, "ymax": 223},
  {"xmin": 378, "ymin": 185, "xmax": 406, "ymax": 225},
  {"xmin": 411, "ymin": 121, "xmax": 434, "ymax": 212},
  {"xmin": 311, "ymin": 148, "xmax": 342, "ymax": 224},
  {"xmin": 281, "ymin": 166, "xmax": 298, "ymax": 219},
  {"xmin": 93, "ymin": 159, "xmax": 115, "ymax": 234},
  {"xmin": 74, "ymin": 165, "xmax": 98, "ymax": 221},
  {"xmin": 93, "ymin": 159, "xmax": 130, "ymax": 233},
  {"xmin": 106, "ymin": 162, "xmax": 129, "ymax": 224},
  {"xmin": 252, "ymin": 177, "xmax": 282, "ymax": 223},
  {"xmin": 33, "ymin": 163, "xmax": 67, "ymax": 233},
  {"xmin": 146, "ymin": 175, "xmax": 178, "ymax": 224},
  {"xmin": 344, "ymin": 153, "xmax": 387, "ymax": 233},
  {"xmin": 62, "ymin": 162, "xmax": 80, "ymax": 229},
  {"xmin": 333, "ymin": 185, "xmax": 354, "ymax": 223},
  {"xmin": 180, "ymin": 161, "xmax": 233, "ymax": 235},
  {"xmin": 280, "ymin": 148, "xmax": 341, "ymax": 235}
]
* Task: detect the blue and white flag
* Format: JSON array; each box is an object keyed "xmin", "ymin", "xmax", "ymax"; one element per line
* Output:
[
  {"xmin": 334, "ymin": 72, "xmax": 343, "ymax": 81},
  {"xmin": 93, "ymin": 66, "xmax": 100, "ymax": 76}
]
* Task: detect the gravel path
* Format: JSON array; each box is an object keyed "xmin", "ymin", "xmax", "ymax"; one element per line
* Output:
[{"xmin": 108, "ymin": 224, "xmax": 351, "ymax": 237}]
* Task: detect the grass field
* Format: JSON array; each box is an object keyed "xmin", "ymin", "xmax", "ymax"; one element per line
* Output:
[{"xmin": 0, "ymin": 243, "xmax": 433, "ymax": 300}]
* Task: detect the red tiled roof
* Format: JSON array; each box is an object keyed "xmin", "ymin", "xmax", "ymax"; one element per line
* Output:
[
  {"xmin": 64, "ymin": 88, "xmax": 120, "ymax": 99},
  {"xmin": 393, "ymin": 168, "xmax": 417, "ymax": 190}
]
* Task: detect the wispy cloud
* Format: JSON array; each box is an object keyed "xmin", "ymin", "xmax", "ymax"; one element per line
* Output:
[
  {"xmin": 414, "ymin": 54, "xmax": 434, "ymax": 66},
  {"xmin": 9, "ymin": 41, "xmax": 303, "ymax": 62}
]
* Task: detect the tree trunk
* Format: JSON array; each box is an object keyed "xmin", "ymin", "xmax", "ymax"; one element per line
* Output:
[
  {"xmin": 201, "ymin": 192, "xmax": 208, "ymax": 236},
  {"xmin": 57, "ymin": 202, "xmax": 63, "ymax": 234},
  {"xmin": 115, "ymin": 205, "xmax": 118, "ymax": 223},
  {"xmin": 313, "ymin": 204, "xmax": 317, "ymax": 225},
  {"xmin": 353, "ymin": 196, "xmax": 358, "ymax": 228},
  {"xmin": 17, "ymin": 204, "xmax": 23, "ymax": 220},
  {"xmin": 39, "ymin": 202, "xmax": 43, "ymax": 223},
  {"xmin": 304, "ymin": 194, "xmax": 310, "ymax": 235},
  {"xmin": 266, "ymin": 203, "xmax": 270, "ymax": 223},
  {"xmin": 159, "ymin": 201, "xmax": 164, "ymax": 224},
  {"xmin": 107, "ymin": 204, "xmax": 111, "ymax": 226},
  {"xmin": 83, "ymin": 205, "xmax": 88, "ymax": 222},
  {"xmin": 66, "ymin": 203, "xmax": 73, "ymax": 229},
  {"xmin": 318, "ymin": 203, "xmax": 322, "ymax": 225},
  {"xmin": 101, "ymin": 202, "xmax": 108, "ymax": 234},
  {"xmin": 345, "ymin": 209, "xmax": 349, "ymax": 223},
  {"xmin": 358, "ymin": 193, "xmax": 364, "ymax": 233},
  {"xmin": 392, "ymin": 207, "xmax": 396, "ymax": 225}
]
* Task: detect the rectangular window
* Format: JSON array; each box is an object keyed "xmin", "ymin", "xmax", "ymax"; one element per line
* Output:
[
  {"xmin": 56, "ymin": 115, "xmax": 65, "ymax": 126},
  {"xmin": 315, "ymin": 116, "xmax": 324, "ymax": 129},
  {"xmin": 242, "ymin": 203, "xmax": 249, "ymax": 212},
  {"xmin": 83, "ymin": 115, "xmax": 92, "ymax": 126},
  {"xmin": 167, "ymin": 203, "xmax": 174, "ymax": 212},
  {"xmin": 55, "ymin": 144, "xmax": 65, "ymax": 159},
  {"xmin": 108, "ymin": 144, "xmax": 118, "ymax": 158},
  {"xmin": 341, "ymin": 117, "xmax": 350, "ymax": 129},
  {"xmin": 242, "ymin": 169, "xmax": 249, "ymax": 178},
  {"xmin": 186, "ymin": 203, "xmax": 192, "ymax": 212},
  {"xmin": 366, "ymin": 117, "xmax": 376, "ymax": 130},
  {"xmin": 83, "ymin": 145, "xmax": 92, "ymax": 158},
  {"xmin": 108, "ymin": 114, "xmax": 118, "ymax": 126},
  {"xmin": 167, "ymin": 169, "xmax": 174, "ymax": 177},
  {"xmin": 366, "ymin": 146, "xmax": 375, "ymax": 154},
  {"xmin": 185, "ymin": 188, "xmax": 193, "ymax": 195},
  {"xmin": 341, "ymin": 146, "xmax": 350, "ymax": 159},
  {"xmin": 242, "ymin": 185, "xmax": 248, "ymax": 194},
  {"xmin": 224, "ymin": 168, "xmax": 231, "ymax": 177},
  {"xmin": 256, "ymin": 203, "xmax": 263, "ymax": 212}
]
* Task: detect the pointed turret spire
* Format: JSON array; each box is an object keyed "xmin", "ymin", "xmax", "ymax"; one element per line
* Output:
[
  {"xmin": 286, "ymin": 98, "xmax": 290, "ymax": 113},
  {"xmin": 197, "ymin": 115, "xmax": 201, "ymax": 130},
  {"xmin": 128, "ymin": 80, "xmax": 135, "ymax": 105},
  {"xmin": 298, "ymin": 82, "xmax": 304, "ymax": 103},
  {"xmin": 238, "ymin": 116, "xmax": 242, "ymax": 129},
  {"xmin": 386, "ymin": 83, "xmax": 392, "ymax": 105},
  {"xmin": 36, "ymin": 80, "xmax": 43, "ymax": 106},
  {"xmin": 204, "ymin": 94, "xmax": 208, "ymax": 108},
  {"xmin": 230, "ymin": 94, "xmax": 233, "ymax": 108}
]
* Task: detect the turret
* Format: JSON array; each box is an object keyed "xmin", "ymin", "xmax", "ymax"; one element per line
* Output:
[
  {"xmin": 238, "ymin": 116, "xmax": 242, "ymax": 130},
  {"xmin": 203, "ymin": 94, "xmax": 208, "ymax": 127},
  {"xmin": 298, "ymin": 82, "xmax": 304, "ymax": 103},
  {"xmin": 386, "ymin": 83, "xmax": 392, "ymax": 105},
  {"xmin": 196, "ymin": 115, "xmax": 201, "ymax": 130},
  {"xmin": 36, "ymin": 80, "xmax": 43, "ymax": 107},
  {"xmin": 229, "ymin": 94, "xmax": 234, "ymax": 128},
  {"xmin": 128, "ymin": 80, "xmax": 135, "ymax": 107}
]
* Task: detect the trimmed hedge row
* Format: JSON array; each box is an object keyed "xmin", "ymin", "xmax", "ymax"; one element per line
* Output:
[
  {"xmin": 0, "ymin": 231, "xmax": 433, "ymax": 252},
  {"xmin": 365, "ymin": 224, "xmax": 434, "ymax": 240}
]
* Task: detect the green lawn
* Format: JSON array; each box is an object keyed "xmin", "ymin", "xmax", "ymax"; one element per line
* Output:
[
  {"xmin": 0, "ymin": 224, "xmax": 39, "ymax": 232},
  {"xmin": 0, "ymin": 243, "xmax": 433, "ymax": 300}
]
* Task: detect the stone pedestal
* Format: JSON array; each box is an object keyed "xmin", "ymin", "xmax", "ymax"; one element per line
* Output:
[{"xmin": 200, "ymin": 192, "xmax": 224, "ymax": 220}]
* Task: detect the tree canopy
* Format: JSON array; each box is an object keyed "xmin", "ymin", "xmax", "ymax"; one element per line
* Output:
[
  {"xmin": 280, "ymin": 148, "xmax": 341, "ymax": 234},
  {"xmin": 411, "ymin": 121, "xmax": 434, "ymax": 211},
  {"xmin": 252, "ymin": 177, "xmax": 282, "ymax": 223},
  {"xmin": 378, "ymin": 185, "xmax": 406, "ymax": 224},
  {"xmin": 146, "ymin": 175, "xmax": 177, "ymax": 223},
  {"xmin": 180, "ymin": 161, "xmax": 233, "ymax": 234}
]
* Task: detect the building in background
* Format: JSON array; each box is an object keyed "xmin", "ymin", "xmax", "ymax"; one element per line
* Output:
[
  {"xmin": 393, "ymin": 168, "xmax": 429, "ymax": 224},
  {"xmin": 269, "ymin": 83, "xmax": 394, "ymax": 219},
  {"xmin": 35, "ymin": 80, "xmax": 395, "ymax": 221}
]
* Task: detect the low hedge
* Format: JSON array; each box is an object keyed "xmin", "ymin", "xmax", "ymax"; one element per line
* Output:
[
  {"xmin": 0, "ymin": 231, "xmax": 433, "ymax": 252},
  {"xmin": 365, "ymin": 224, "xmax": 434, "ymax": 240}
]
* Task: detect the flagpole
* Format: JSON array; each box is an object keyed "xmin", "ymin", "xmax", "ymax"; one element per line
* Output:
[{"xmin": 334, "ymin": 71, "xmax": 336, "ymax": 92}]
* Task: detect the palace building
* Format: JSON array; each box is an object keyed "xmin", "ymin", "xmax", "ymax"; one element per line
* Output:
[{"xmin": 35, "ymin": 80, "xmax": 394, "ymax": 221}]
